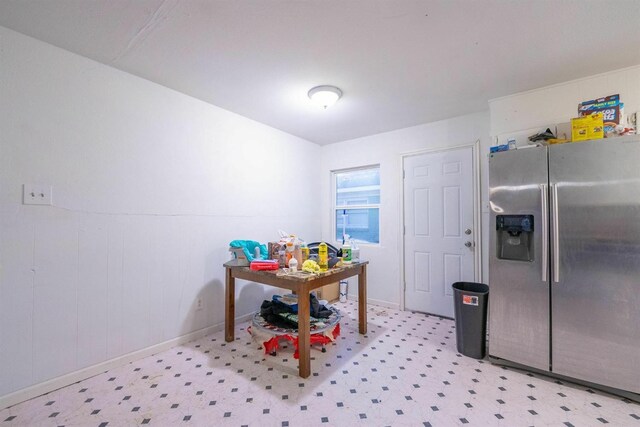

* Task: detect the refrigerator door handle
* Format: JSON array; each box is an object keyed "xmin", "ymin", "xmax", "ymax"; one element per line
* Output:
[
  {"xmin": 552, "ymin": 183, "xmax": 560, "ymax": 283},
  {"xmin": 540, "ymin": 184, "xmax": 548, "ymax": 282}
]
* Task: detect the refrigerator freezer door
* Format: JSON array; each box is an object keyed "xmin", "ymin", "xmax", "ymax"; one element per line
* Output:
[
  {"xmin": 488, "ymin": 147, "xmax": 550, "ymax": 371},
  {"xmin": 550, "ymin": 137, "xmax": 640, "ymax": 393}
]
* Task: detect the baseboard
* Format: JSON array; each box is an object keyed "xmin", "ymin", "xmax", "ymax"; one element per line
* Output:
[
  {"xmin": 348, "ymin": 295, "xmax": 400, "ymax": 311},
  {"xmin": 0, "ymin": 312, "xmax": 254, "ymax": 410}
]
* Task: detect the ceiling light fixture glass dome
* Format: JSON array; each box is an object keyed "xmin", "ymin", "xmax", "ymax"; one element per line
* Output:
[{"xmin": 308, "ymin": 85, "xmax": 342, "ymax": 109}]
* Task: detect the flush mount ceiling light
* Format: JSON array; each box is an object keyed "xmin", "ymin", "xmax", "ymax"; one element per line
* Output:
[{"xmin": 308, "ymin": 85, "xmax": 342, "ymax": 109}]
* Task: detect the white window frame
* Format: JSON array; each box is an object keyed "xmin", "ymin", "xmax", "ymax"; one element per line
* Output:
[{"xmin": 331, "ymin": 165, "xmax": 380, "ymax": 246}]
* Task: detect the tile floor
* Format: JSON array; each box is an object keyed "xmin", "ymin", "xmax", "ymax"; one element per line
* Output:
[{"xmin": 2, "ymin": 301, "xmax": 639, "ymax": 426}]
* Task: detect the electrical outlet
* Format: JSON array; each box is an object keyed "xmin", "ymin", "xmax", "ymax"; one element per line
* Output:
[
  {"xmin": 196, "ymin": 298, "xmax": 203, "ymax": 311},
  {"xmin": 23, "ymin": 184, "xmax": 53, "ymax": 205}
]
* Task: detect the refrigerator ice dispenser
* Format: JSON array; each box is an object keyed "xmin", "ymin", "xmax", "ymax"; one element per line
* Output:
[{"xmin": 496, "ymin": 214, "xmax": 534, "ymax": 262}]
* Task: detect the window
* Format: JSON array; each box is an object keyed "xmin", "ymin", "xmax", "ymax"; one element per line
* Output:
[{"xmin": 333, "ymin": 166, "xmax": 380, "ymax": 244}]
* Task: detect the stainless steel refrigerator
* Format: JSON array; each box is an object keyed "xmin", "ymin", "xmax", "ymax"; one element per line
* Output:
[{"xmin": 488, "ymin": 135, "xmax": 640, "ymax": 395}]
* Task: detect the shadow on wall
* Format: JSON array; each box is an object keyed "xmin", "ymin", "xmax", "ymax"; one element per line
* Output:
[
  {"xmin": 180, "ymin": 276, "xmax": 287, "ymax": 339},
  {"xmin": 235, "ymin": 281, "xmax": 284, "ymax": 315}
]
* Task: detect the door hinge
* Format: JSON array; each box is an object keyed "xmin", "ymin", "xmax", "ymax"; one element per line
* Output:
[
  {"xmin": 402, "ymin": 169, "xmax": 405, "ymax": 179},
  {"xmin": 403, "ymin": 225, "xmax": 406, "ymax": 235}
]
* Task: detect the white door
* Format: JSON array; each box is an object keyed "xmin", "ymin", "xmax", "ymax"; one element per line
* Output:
[{"xmin": 403, "ymin": 146, "xmax": 475, "ymax": 317}]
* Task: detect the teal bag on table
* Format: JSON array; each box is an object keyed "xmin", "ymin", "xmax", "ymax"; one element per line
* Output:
[{"xmin": 229, "ymin": 240, "xmax": 267, "ymax": 262}]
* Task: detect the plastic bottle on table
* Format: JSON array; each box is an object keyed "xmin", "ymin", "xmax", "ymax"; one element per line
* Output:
[
  {"xmin": 351, "ymin": 239, "xmax": 360, "ymax": 262},
  {"xmin": 288, "ymin": 257, "xmax": 298, "ymax": 272},
  {"xmin": 342, "ymin": 242, "xmax": 352, "ymax": 264},
  {"xmin": 294, "ymin": 244, "xmax": 303, "ymax": 267},
  {"xmin": 285, "ymin": 242, "xmax": 294, "ymax": 267},
  {"xmin": 318, "ymin": 242, "xmax": 329, "ymax": 271}
]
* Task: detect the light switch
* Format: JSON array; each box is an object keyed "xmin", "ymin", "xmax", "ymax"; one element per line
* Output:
[{"xmin": 23, "ymin": 184, "xmax": 53, "ymax": 205}]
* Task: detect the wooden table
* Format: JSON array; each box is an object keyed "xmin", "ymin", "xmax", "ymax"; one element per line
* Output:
[{"xmin": 224, "ymin": 261, "xmax": 368, "ymax": 378}]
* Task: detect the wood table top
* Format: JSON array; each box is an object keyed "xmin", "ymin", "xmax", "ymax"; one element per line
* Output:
[{"xmin": 223, "ymin": 260, "xmax": 368, "ymax": 283}]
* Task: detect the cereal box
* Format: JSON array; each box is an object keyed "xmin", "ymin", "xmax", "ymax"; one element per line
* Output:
[{"xmin": 578, "ymin": 94, "xmax": 624, "ymax": 134}]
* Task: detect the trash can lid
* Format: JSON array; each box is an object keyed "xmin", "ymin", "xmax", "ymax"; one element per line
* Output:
[{"xmin": 452, "ymin": 282, "xmax": 489, "ymax": 294}]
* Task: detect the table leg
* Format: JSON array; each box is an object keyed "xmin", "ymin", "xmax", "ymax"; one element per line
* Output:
[
  {"xmin": 225, "ymin": 267, "xmax": 235, "ymax": 342},
  {"xmin": 297, "ymin": 287, "xmax": 311, "ymax": 378},
  {"xmin": 358, "ymin": 264, "xmax": 367, "ymax": 334}
]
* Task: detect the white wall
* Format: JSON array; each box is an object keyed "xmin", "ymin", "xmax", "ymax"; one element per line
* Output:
[
  {"xmin": 6, "ymin": 18, "xmax": 634, "ymax": 407},
  {"xmin": 490, "ymin": 64, "xmax": 640, "ymax": 137},
  {"xmin": 0, "ymin": 26, "xmax": 321, "ymax": 400},
  {"xmin": 320, "ymin": 112, "xmax": 491, "ymax": 308}
]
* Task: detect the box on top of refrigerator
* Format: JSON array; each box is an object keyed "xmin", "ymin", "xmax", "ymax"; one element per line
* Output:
[
  {"xmin": 571, "ymin": 113, "xmax": 604, "ymax": 141},
  {"xmin": 578, "ymin": 94, "xmax": 624, "ymax": 134}
]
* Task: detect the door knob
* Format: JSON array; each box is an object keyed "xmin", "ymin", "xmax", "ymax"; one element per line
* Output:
[{"xmin": 465, "ymin": 241, "xmax": 473, "ymax": 248}]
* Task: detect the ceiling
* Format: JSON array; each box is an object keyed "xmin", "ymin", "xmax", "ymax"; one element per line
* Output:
[{"xmin": 1, "ymin": 0, "xmax": 639, "ymax": 145}]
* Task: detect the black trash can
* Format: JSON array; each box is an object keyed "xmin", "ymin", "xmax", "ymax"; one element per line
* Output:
[{"xmin": 452, "ymin": 282, "xmax": 489, "ymax": 359}]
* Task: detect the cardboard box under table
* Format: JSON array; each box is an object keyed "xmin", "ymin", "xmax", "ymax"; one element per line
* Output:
[{"xmin": 316, "ymin": 282, "xmax": 339, "ymax": 301}]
